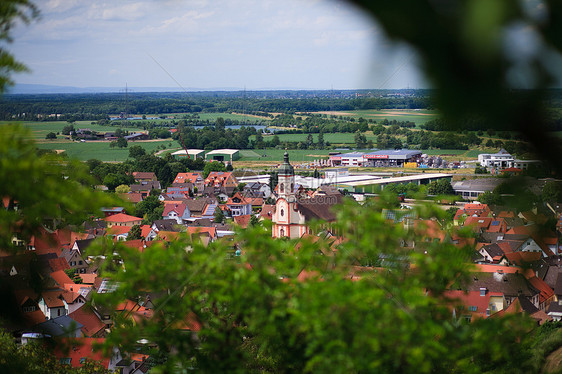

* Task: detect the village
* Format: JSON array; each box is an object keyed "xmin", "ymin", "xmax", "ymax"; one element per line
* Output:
[{"xmin": 2, "ymin": 142, "xmax": 562, "ymax": 372}]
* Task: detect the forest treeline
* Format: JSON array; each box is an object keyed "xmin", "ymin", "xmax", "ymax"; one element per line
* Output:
[{"xmin": 0, "ymin": 90, "xmax": 433, "ymax": 120}]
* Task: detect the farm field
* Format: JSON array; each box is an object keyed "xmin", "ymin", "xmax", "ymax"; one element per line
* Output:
[
  {"xmin": 36, "ymin": 139, "xmax": 180, "ymax": 161},
  {"xmin": 313, "ymin": 109, "xmax": 440, "ymax": 126},
  {"xmin": 1, "ymin": 121, "xmax": 140, "ymax": 141},
  {"xmin": 153, "ymin": 112, "xmax": 268, "ymax": 122}
]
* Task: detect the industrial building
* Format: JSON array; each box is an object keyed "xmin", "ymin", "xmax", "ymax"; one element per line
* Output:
[
  {"xmin": 329, "ymin": 149, "xmax": 422, "ymax": 168},
  {"xmin": 452, "ymin": 178, "xmax": 503, "ymax": 199},
  {"xmin": 335, "ymin": 173, "xmax": 453, "ymax": 193},
  {"xmin": 171, "ymin": 149, "xmax": 205, "ymax": 159},
  {"xmin": 329, "ymin": 152, "xmax": 365, "ymax": 167},
  {"xmin": 205, "ymin": 149, "xmax": 240, "ymax": 162},
  {"xmin": 363, "ymin": 150, "xmax": 423, "ymax": 167}
]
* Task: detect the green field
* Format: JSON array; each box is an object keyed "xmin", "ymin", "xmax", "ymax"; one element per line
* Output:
[
  {"xmin": 314, "ymin": 109, "xmax": 440, "ymax": 126},
  {"xmin": 152, "ymin": 112, "xmax": 269, "ymax": 122},
  {"xmin": 238, "ymin": 149, "xmax": 334, "ymax": 162},
  {"xmin": 1, "ymin": 121, "xmax": 140, "ymax": 141},
  {"xmin": 257, "ymin": 132, "xmax": 377, "ymax": 144},
  {"xmin": 36, "ymin": 139, "xmax": 180, "ymax": 161}
]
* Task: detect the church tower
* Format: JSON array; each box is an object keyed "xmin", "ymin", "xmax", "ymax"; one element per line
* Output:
[
  {"xmin": 277, "ymin": 151, "xmax": 295, "ymax": 202},
  {"xmin": 272, "ymin": 152, "xmax": 303, "ymax": 238}
]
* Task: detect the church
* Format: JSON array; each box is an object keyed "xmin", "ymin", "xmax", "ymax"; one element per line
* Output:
[{"xmin": 271, "ymin": 152, "xmax": 343, "ymax": 239}]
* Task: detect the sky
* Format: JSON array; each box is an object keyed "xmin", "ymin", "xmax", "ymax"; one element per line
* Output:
[{"xmin": 9, "ymin": 0, "xmax": 426, "ymax": 90}]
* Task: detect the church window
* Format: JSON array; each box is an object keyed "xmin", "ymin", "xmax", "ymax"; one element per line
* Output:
[
  {"xmin": 280, "ymin": 209, "xmax": 284, "ymax": 217},
  {"xmin": 280, "ymin": 183, "xmax": 284, "ymax": 193},
  {"xmin": 280, "ymin": 228, "xmax": 285, "ymax": 237}
]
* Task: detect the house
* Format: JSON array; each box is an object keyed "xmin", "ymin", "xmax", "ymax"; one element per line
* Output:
[
  {"xmin": 205, "ymin": 172, "xmax": 238, "ymax": 188},
  {"xmin": 61, "ymin": 248, "xmax": 89, "ymax": 274},
  {"xmin": 104, "ymin": 213, "xmax": 142, "ymax": 228},
  {"xmin": 167, "ymin": 183, "xmax": 194, "ymax": 198},
  {"xmin": 445, "ymin": 289, "xmax": 506, "ymax": 322},
  {"xmin": 101, "ymin": 207, "xmax": 125, "ymax": 218},
  {"xmin": 185, "ymin": 198, "xmax": 217, "ymax": 217},
  {"xmin": 68, "ymin": 307, "xmax": 106, "ymax": 337},
  {"xmin": 162, "ymin": 203, "xmax": 191, "ymax": 224},
  {"xmin": 53, "ymin": 338, "xmax": 122, "ymax": 371},
  {"xmin": 130, "ymin": 181, "xmax": 162, "ymax": 198},
  {"xmin": 174, "ymin": 172, "xmax": 205, "ymax": 191},
  {"xmin": 35, "ymin": 315, "xmax": 83, "ymax": 337},
  {"xmin": 479, "ymin": 243, "xmax": 506, "ymax": 263},
  {"xmin": 38, "ymin": 290, "xmax": 69, "ymax": 319},
  {"xmin": 151, "ymin": 219, "xmax": 182, "ymax": 233},
  {"xmin": 132, "ymin": 172, "xmax": 157, "ymax": 183},
  {"xmin": 243, "ymin": 182, "xmax": 272, "ymax": 199},
  {"xmin": 226, "ymin": 192, "xmax": 252, "ymax": 217}
]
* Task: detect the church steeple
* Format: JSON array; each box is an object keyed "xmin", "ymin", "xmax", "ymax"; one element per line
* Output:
[
  {"xmin": 277, "ymin": 151, "xmax": 295, "ymax": 201},
  {"xmin": 278, "ymin": 151, "xmax": 294, "ymax": 176}
]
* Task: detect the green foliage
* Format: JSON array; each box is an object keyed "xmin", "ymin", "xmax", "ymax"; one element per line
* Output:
[
  {"xmin": 203, "ymin": 161, "xmax": 226, "ymax": 178},
  {"xmin": 128, "ymin": 224, "xmax": 142, "ymax": 240},
  {"xmin": 542, "ymin": 181, "xmax": 562, "ymax": 203},
  {"xmin": 0, "ymin": 329, "xmax": 110, "ymax": 373},
  {"xmin": 62, "ymin": 124, "xmax": 75, "ymax": 135},
  {"xmin": 128, "ymin": 145, "xmax": 146, "ymax": 159},
  {"xmin": 45, "ymin": 132, "xmax": 56, "ymax": 139},
  {"xmin": 91, "ymin": 201, "xmax": 535, "ymax": 373},
  {"xmin": 427, "ymin": 179, "xmax": 454, "ymax": 195},
  {"xmin": 134, "ymin": 195, "xmax": 163, "ymax": 224},
  {"xmin": 477, "ymin": 191, "xmax": 502, "ymax": 206},
  {"xmin": 213, "ymin": 207, "xmax": 225, "ymax": 223},
  {"xmin": 116, "ymin": 137, "xmax": 128, "ymax": 148},
  {"xmin": 475, "ymin": 165, "xmax": 488, "ymax": 174},
  {"xmin": 0, "ymin": 125, "xmax": 116, "ymax": 252},
  {"xmin": 115, "ymin": 184, "xmax": 130, "ymax": 194}
]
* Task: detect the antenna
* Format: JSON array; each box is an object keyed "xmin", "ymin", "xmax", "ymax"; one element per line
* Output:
[{"xmin": 125, "ymin": 83, "xmax": 129, "ymax": 120}]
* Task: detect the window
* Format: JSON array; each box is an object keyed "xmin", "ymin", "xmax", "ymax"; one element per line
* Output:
[
  {"xmin": 60, "ymin": 358, "xmax": 71, "ymax": 365},
  {"xmin": 80, "ymin": 358, "xmax": 87, "ymax": 364},
  {"xmin": 280, "ymin": 209, "xmax": 284, "ymax": 217},
  {"xmin": 280, "ymin": 183, "xmax": 284, "ymax": 193},
  {"xmin": 280, "ymin": 229, "xmax": 285, "ymax": 237},
  {"xmin": 22, "ymin": 306, "xmax": 36, "ymax": 313},
  {"xmin": 78, "ymin": 260, "xmax": 83, "ymax": 265},
  {"xmin": 468, "ymin": 306, "xmax": 477, "ymax": 312}
]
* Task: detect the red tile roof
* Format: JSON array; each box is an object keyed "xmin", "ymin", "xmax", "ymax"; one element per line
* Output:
[
  {"xmin": 50, "ymin": 270, "xmax": 75, "ymax": 288},
  {"xmin": 68, "ymin": 308, "xmax": 106, "ymax": 337},
  {"xmin": 174, "ymin": 172, "xmax": 202, "ymax": 184},
  {"xmin": 104, "ymin": 213, "xmax": 142, "ymax": 223},
  {"xmin": 53, "ymin": 338, "xmax": 109, "ymax": 369},
  {"xmin": 233, "ymin": 214, "xmax": 251, "ymax": 228},
  {"xmin": 48, "ymin": 258, "xmax": 70, "ymax": 272}
]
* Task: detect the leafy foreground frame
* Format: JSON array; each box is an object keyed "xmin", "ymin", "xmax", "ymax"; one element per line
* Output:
[{"xmin": 91, "ymin": 198, "xmax": 535, "ymax": 373}]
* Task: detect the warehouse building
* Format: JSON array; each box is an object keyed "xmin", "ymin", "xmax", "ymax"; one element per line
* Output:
[
  {"xmin": 171, "ymin": 149, "xmax": 205, "ymax": 159},
  {"xmin": 363, "ymin": 149, "xmax": 423, "ymax": 167},
  {"xmin": 337, "ymin": 173, "xmax": 452, "ymax": 193},
  {"xmin": 329, "ymin": 149, "xmax": 423, "ymax": 168},
  {"xmin": 205, "ymin": 149, "xmax": 240, "ymax": 162},
  {"xmin": 329, "ymin": 152, "xmax": 365, "ymax": 167},
  {"xmin": 452, "ymin": 178, "xmax": 504, "ymax": 199}
]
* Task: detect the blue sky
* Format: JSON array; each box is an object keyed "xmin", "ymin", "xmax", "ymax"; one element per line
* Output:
[{"xmin": 10, "ymin": 0, "xmax": 426, "ymax": 90}]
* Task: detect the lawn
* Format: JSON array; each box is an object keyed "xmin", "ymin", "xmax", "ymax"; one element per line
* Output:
[{"xmin": 36, "ymin": 139, "xmax": 180, "ymax": 161}]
